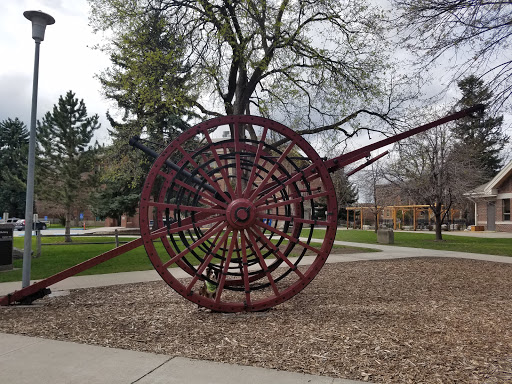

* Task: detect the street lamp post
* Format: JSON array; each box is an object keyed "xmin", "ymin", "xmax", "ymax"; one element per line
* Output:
[{"xmin": 22, "ymin": 10, "xmax": 55, "ymax": 289}]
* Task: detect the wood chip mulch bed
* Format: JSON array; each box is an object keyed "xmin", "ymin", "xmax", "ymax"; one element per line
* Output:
[{"xmin": 1, "ymin": 257, "xmax": 512, "ymax": 383}]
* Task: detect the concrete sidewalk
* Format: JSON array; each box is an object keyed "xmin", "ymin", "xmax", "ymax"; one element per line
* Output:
[
  {"xmin": 1, "ymin": 241, "xmax": 511, "ymax": 384},
  {"xmin": 0, "ymin": 333, "xmax": 362, "ymax": 384}
]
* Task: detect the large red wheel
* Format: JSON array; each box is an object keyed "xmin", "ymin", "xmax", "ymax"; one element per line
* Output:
[{"xmin": 139, "ymin": 115, "xmax": 338, "ymax": 312}]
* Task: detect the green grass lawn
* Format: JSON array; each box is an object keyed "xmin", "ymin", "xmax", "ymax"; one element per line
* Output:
[
  {"xmin": 2, "ymin": 237, "xmax": 153, "ymax": 283},
  {"xmin": 310, "ymin": 229, "xmax": 512, "ymax": 257},
  {"xmin": 5, "ymin": 229, "xmax": 507, "ymax": 284},
  {"xmin": 0, "ymin": 235, "xmax": 363, "ymax": 283},
  {"xmin": 5, "ymin": 236, "xmax": 215, "ymax": 283}
]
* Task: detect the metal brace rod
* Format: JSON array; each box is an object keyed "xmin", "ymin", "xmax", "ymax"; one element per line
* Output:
[
  {"xmin": 346, "ymin": 151, "xmax": 389, "ymax": 177},
  {"xmin": 324, "ymin": 104, "xmax": 485, "ymax": 173},
  {"xmin": 0, "ymin": 237, "xmax": 144, "ymax": 306},
  {"xmin": 129, "ymin": 136, "xmax": 218, "ymax": 195}
]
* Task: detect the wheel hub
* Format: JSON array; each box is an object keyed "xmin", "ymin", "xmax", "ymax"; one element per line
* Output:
[{"xmin": 226, "ymin": 198, "xmax": 256, "ymax": 229}]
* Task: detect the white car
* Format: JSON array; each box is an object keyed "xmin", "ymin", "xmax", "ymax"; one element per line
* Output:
[{"xmin": 4, "ymin": 217, "xmax": 20, "ymax": 224}]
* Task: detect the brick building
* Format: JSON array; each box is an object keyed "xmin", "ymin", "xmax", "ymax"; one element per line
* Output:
[{"xmin": 465, "ymin": 160, "xmax": 512, "ymax": 232}]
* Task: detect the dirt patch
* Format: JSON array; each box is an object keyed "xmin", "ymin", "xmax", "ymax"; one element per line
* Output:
[{"xmin": 1, "ymin": 258, "xmax": 511, "ymax": 383}]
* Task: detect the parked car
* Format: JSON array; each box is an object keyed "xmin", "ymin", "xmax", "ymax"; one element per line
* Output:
[
  {"xmin": 4, "ymin": 217, "xmax": 20, "ymax": 224},
  {"xmin": 14, "ymin": 219, "xmax": 47, "ymax": 231}
]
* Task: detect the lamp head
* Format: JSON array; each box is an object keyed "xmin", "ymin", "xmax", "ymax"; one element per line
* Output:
[{"xmin": 23, "ymin": 10, "xmax": 55, "ymax": 42}]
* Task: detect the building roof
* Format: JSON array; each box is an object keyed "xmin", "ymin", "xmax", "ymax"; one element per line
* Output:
[{"xmin": 465, "ymin": 159, "xmax": 512, "ymax": 198}]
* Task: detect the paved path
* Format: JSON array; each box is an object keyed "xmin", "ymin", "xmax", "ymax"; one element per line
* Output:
[
  {"xmin": 0, "ymin": 333, "xmax": 361, "ymax": 384},
  {"xmin": 1, "ymin": 237, "xmax": 511, "ymax": 384}
]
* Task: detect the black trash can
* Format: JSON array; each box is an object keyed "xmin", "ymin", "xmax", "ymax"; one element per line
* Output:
[{"xmin": 0, "ymin": 224, "xmax": 14, "ymax": 271}]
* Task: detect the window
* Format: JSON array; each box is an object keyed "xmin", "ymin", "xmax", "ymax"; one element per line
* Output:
[{"xmin": 504, "ymin": 199, "xmax": 511, "ymax": 221}]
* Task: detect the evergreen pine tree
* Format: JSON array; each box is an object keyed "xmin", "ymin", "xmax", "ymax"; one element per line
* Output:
[
  {"xmin": 0, "ymin": 118, "xmax": 29, "ymax": 217},
  {"xmin": 36, "ymin": 91, "xmax": 100, "ymax": 241},
  {"xmin": 453, "ymin": 75, "xmax": 509, "ymax": 180},
  {"xmin": 93, "ymin": 8, "xmax": 195, "ymax": 223},
  {"xmin": 332, "ymin": 169, "xmax": 358, "ymax": 221}
]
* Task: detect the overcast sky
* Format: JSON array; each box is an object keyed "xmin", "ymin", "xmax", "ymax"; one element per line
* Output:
[
  {"xmin": 0, "ymin": 0, "xmax": 111, "ymax": 143},
  {"xmin": 1, "ymin": 0, "xmax": 510, "ymax": 156}
]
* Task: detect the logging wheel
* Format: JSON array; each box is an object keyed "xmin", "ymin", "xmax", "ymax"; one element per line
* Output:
[{"xmin": 139, "ymin": 115, "xmax": 337, "ymax": 312}]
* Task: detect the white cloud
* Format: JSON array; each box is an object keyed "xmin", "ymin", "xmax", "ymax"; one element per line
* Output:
[{"xmin": 0, "ymin": 0, "xmax": 111, "ymax": 143}]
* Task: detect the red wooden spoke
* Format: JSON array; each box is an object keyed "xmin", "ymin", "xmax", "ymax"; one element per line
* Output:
[
  {"xmin": 257, "ymin": 213, "xmax": 330, "ymax": 227},
  {"xmin": 185, "ymin": 251, "xmax": 218, "ymax": 295},
  {"xmin": 256, "ymin": 190, "xmax": 331, "ymax": 212},
  {"xmin": 199, "ymin": 151, "xmax": 236, "ymax": 197},
  {"xmin": 250, "ymin": 158, "xmax": 323, "ymax": 207},
  {"xmin": 152, "ymin": 208, "xmax": 220, "ymax": 238},
  {"xmin": 242, "ymin": 125, "xmax": 269, "ymax": 199},
  {"xmin": 219, "ymin": 144, "xmax": 238, "ymax": 195},
  {"xmin": 163, "ymin": 215, "xmax": 227, "ymax": 236},
  {"xmin": 256, "ymin": 220, "xmax": 322, "ymax": 255},
  {"xmin": 185, "ymin": 228, "xmax": 232, "ymax": 293},
  {"xmin": 155, "ymin": 203, "xmax": 230, "ymax": 278},
  {"xmin": 216, "ymin": 234, "xmax": 229, "ymax": 283},
  {"xmin": 221, "ymin": 230, "xmax": 264, "ymax": 288},
  {"xmin": 148, "ymin": 227, "xmax": 169, "ymax": 241},
  {"xmin": 199, "ymin": 152, "xmax": 212, "ymax": 173},
  {"xmin": 246, "ymin": 229, "xmax": 280, "ymax": 296},
  {"xmin": 305, "ymin": 172, "xmax": 321, "ymax": 183},
  {"xmin": 161, "ymin": 223, "xmax": 225, "ymax": 271},
  {"xmin": 248, "ymin": 139, "xmax": 298, "ymax": 201},
  {"xmin": 233, "ymin": 123, "xmax": 243, "ymax": 198},
  {"xmin": 147, "ymin": 210, "xmax": 209, "ymax": 241},
  {"xmin": 232, "ymin": 231, "xmax": 245, "ymax": 286},
  {"xmin": 157, "ymin": 170, "xmax": 227, "ymax": 208},
  {"xmin": 253, "ymin": 164, "xmax": 319, "ymax": 207},
  {"xmin": 203, "ymin": 127, "xmax": 239, "ymax": 174},
  {"xmin": 215, "ymin": 229, "xmax": 238, "ymax": 303},
  {"xmin": 175, "ymin": 145, "xmax": 232, "ymax": 203},
  {"xmin": 162, "ymin": 222, "xmax": 226, "ymax": 268},
  {"xmin": 248, "ymin": 226, "xmax": 305, "ymax": 279},
  {"xmin": 200, "ymin": 222, "xmax": 227, "ymax": 259},
  {"xmin": 148, "ymin": 201, "xmax": 225, "ymax": 216},
  {"xmin": 223, "ymin": 230, "xmax": 241, "ymax": 278},
  {"xmin": 163, "ymin": 223, "xmax": 225, "ymax": 268},
  {"xmin": 241, "ymin": 156, "xmax": 270, "ymax": 200},
  {"xmin": 240, "ymin": 230, "xmax": 252, "ymax": 305},
  {"xmin": 219, "ymin": 235, "xmax": 229, "ymax": 265},
  {"xmin": 203, "ymin": 131, "xmax": 236, "ymax": 198}
]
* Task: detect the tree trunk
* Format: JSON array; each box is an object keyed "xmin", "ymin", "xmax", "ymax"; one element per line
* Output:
[
  {"xmin": 434, "ymin": 212, "xmax": 443, "ymax": 241},
  {"xmin": 65, "ymin": 210, "xmax": 72, "ymax": 243}
]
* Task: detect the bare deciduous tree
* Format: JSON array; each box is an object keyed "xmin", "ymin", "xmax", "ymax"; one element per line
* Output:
[
  {"xmin": 89, "ymin": 0, "xmax": 419, "ymax": 143},
  {"xmin": 386, "ymin": 122, "xmax": 482, "ymax": 240},
  {"xmin": 356, "ymin": 161, "xmax": 397, "ymax": 232},
  {"xmin": 392, "ymin": 0, "xmax": 512, "ymax": 109}
]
